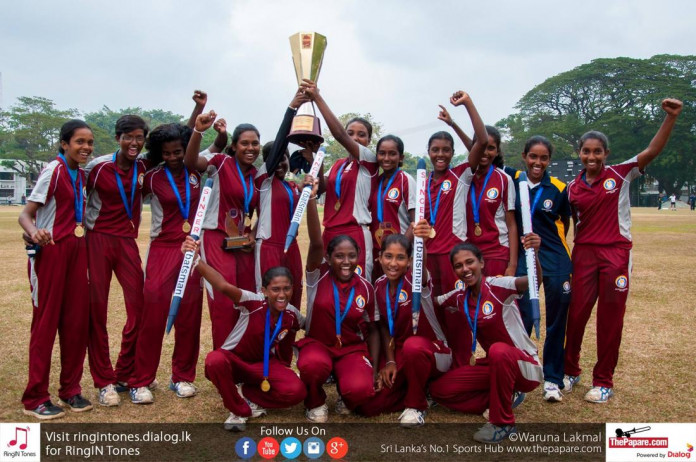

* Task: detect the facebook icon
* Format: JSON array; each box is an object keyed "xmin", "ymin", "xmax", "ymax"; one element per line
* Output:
[{"xmin": 235, "ymin": 437, "xmax": 256, "ymax": 460}]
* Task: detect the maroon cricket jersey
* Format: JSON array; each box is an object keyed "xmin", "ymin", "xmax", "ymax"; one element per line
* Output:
[
  {"xmin": 567, "ymin": 156, "xmax": 642, "ymax": 249},
  {"xmin": 220, "ymin": 290, "xmax": 302, "ymax": 366},
  {"xmin": 84, "ymin": 154, "xmax": 148, "ymax": 238},
  {"xmin": 305, "ymin": 264, "xmax": 377, "ymax": 347},
  {"xmin": 466, "ymin": 166, "xmax": 516, "ymax": 261},
  {"xmin": 373, "ymin": 270, "xmax": 447, "ymax": 349},
  {"xmin": 436, "ymin": 277, "xmax": 541, "ymax": 380},
  {"xmin": 323, "ymin": 145, "xmax": 378, "ymax": 228},
  {"xmin": 369, "ymin": 169, "xmax": 415, "ymax": 248},
  {"xmin": 28, "ymin": 158, "xmax": 87, "ymax": 243},
  {"xmin": 143, "ymin": 167, "xmax": 202, "ymax": 243},
  {"xmin": 200, "ymin": 152, "xmax": 259, "ymax": 234},
  {"xmin": 424, "ymin": 163, "xmax": 473, "ymax": 255},
  {"xmin": 255, "ymin": 166, "xmax": 301, "ymax": 246}
]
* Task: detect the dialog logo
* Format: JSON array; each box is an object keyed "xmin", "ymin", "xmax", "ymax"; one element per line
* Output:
[
  {"xmin": 280, "ymin": 437, "xmax": 302, "ymax": 460},
  {"xmin": 303, "ymin": 437, "xmax": 325, "ymax": 459},
  {"xmin": 234, "ymin": 437, "xmax": 256, "ymax": 460}
]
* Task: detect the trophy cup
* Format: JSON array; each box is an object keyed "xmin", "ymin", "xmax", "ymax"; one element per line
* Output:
[
  {"xmin": 287, "ymin": 32, "xmax": 327, "ymax": 144},
  {"xmin": 223, "ymin": 208, "xmax": 252, "ymax": 251}
]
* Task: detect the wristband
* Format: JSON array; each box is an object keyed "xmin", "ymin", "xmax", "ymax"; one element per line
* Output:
[
  {"xmin": 193, "ymin": 128, "xmax": 205, "ymax": 134},
  {"xmin": 386, "ymin": 361, "xmax": 396, "ymax": 366}
]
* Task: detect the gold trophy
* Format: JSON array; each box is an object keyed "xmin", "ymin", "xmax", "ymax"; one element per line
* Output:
[
  {"xmin": 223, "ymin": 208, "xmax": 253, "ymax": 251},
  {"xmin": 287, "ymin": 32, "xmax": 327, "ymax": 144}
]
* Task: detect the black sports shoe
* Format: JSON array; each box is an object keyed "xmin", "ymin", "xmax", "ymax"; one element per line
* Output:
[
  {"xmin": 62, "ymin": 394, "xmax": 93, "ymax": 412},
  {"xmin": 23, "ymin": 401, "xmax": 66, "ymax": 420}
]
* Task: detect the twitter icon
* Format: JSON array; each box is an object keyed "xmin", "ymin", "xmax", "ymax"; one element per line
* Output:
[{"xmin": 280, "ymin": 437, "xmax": 302, "ymax": 459}]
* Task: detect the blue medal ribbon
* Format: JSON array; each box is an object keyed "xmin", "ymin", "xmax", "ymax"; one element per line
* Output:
[
  {"xmin": 164, "ymin": 166, "xmax": 191, "ymax": 223},
  {"xmin": 377, "ymin": 169, "xmax": 399, "ymax": 223},
  {"xmin": 280, "ymin": 180, "xmax": 295, "ymax": 221},
  {"xmin": 112, "ymin": 152, "xmax": 137, "ymax": 221},
  {"xmin": 234, "ymin": 159, "xmax": 253, "ymax": 217},
  {"xmin": 427, "ymin": 173, "xmax": 444, "ymax": 226},
  {"xmin": 262, "ymin": 307, "xmax": 284, "ymax": 381},
  {"xmin": 530, "ymin": 183, "xmax": 544, "ymax": 213},
  {"xmin": 334, "ymin": 159, "xmax": 351, "ymax": 203},
  {"xmin": 470, "ymin": 166, "xmax": 495, "ymax": 226},
  {"xmin": 57, "ymin": 154, "xmax": 83, "ymax": 225},
  {"xmin": 463, "ymin": 289, "xmax": 482, "ymax": 357},
  {"xmin": 385, "ymin": 278, "xmax": 404, "ymax": 338},
  {"xmin": 332, "ymin": 280, "xmax": 356, "ymax": 340}
]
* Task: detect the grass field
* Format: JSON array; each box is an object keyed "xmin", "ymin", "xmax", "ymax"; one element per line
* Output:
[{"xmin": 0, "ymin": 206, "xmax": 694, "ymax": 425}]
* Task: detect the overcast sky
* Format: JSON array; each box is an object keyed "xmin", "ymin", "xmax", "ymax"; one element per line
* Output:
[{"xmin": 2, "ymin": 0, "xmax": 694, "ymax": 155}]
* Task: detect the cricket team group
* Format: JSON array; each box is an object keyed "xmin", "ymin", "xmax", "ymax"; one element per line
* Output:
[{"xmin": 17, "ymin": 78, "xmax": 683, "ymax": 443}]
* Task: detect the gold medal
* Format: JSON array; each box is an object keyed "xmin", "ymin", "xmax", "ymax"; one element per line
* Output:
[
  {"xmin": 389, "ymin": 338, "xmax": 395, "ymax": 351},
  {"xmin": 244, "ymin": 216, "xmax": 252, "ymax": 228},
  {"xmin": 429, "ymin": 227, "xmax": 436, "ymax": 239},
  {"xmin": 74, "ymin": 224, "xmax": 84, "ymax": 238},
  {"xmin": 470, "ymin": 355, "xmax": 476, "ymax": 366},
  {"xmin": 334, "ymin": 200, "xmax": 341, "ymax": 211},
  {"xmin": 375, "ymin": 228, "xmax": 384, "ymax": 247},
  {"xmin": 335, "ymin": 335, "xmax": 343, "ymax": 349},
  {"xmin": 474, "ymin": 224, "xmax": 482, "ymax": 236},
  {"xmin": 261, "ymin": 378, "xmax": 271, "ymax": 392},
  {"xmin": 182, "ymin": 221, "xmax": 191, "ymax": 233}
]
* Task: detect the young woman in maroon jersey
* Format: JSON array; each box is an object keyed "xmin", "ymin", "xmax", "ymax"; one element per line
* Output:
[
  {"xmin": 429, "ymin": 237, "xmax": 542, "ymax": 444},
  {"xmin": 297, "ymin": 176, "xmax": 379, "ymax": 423},
  {"xmin": 563, "ymin": 98, "xmax": 683, "ymax": 404},
  {"xmin": 18, "ymin": 120, "xmax": 94, "ymax": 419},
  {"xmin": 356, "ymin": 224, "xmax": 452, "ymax": 428},
  {"xmin": 300, "ymin": 79, "xmax": 378, "ymax": 281},
  {"xmin": 181, "ymin": 236, "xmax": 305, "ymax": 432}
]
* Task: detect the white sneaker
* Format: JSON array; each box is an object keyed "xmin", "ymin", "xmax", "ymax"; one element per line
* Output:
[
  {"xmin": 235, "ymin": 384, "xmax": 267, "ymax": 418},
  {"xmin": 98, "ymin": 384, "xmax": 121, "ymax": 407},
  {"xmin": 116, "ymin": 379, "xmax": 158, "ymax": 393},
  {"xmin": 543, "ymin": 381, "xmax": 563, "ymax": 402},
  {"xmin": 129, "ymin": 387, "xmax": 154, "ymax": 404},
  {"xmin": 584, "ymin": 386, "xmax": 614, "ymax": 403},
  {"xmin": 563, "ymin": 374, "xmax": 580, "ymax": 393},
  {"xmin": 399, "ymin": 408, "xmax": 426, "ymax": 428},
  {"xmin": 306, "ymin": 404, "xmax": 329, "ymax": 423},
  {"xmin": 169, "ymin": 380, "xmax": 197, "ymax": 398},
  {"xmin": 224, "ymin": 412, "xmax": 247, "ymax": 432},
  {"xmin": 335, "ymin": 397, "xmax": 351, "ymax": 415},
  {"xmin": 473, "ymin": 423, "xmax": 517, "ymax": 444},
  {"xmin": 482, "ymin": 409, "xmax": 489, "ymax": 421}
]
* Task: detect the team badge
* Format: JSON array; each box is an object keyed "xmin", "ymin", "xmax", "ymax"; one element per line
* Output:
[
  {"xmin": 543, "ymin": 199, "xmax": 553, "ymax": 210},
  {"xmin": 398, "ymin": 289, "xmax": 408, "ymax": 303},
  {"xmin": 189, "ymin": 173, "xmax": 199, "ymax": 186},
  {"xmin": 138, "ymin": 172, "xmax": 145, "ymax": 186},
  {"xmin": 455, "ymin": 280, "xmax": 464, "ymax": 290},
  {"xmin": 277, "ymin": 329, "xmax": 288, "ymax": 341},
  {"xmin": 441, "ymin": 180, "xmax": 452, "ymax": 192},
  {"xmin": 82, "ymin": 186, "xmax": 87, "ymax": 198},
  {"xmin": 563, "ymin": 281, "xmax": 571, "ymax": 293},
  {"xmin": 354, "ymin": 265, "xmax": 363, "ymax": 276},
  {"xmin": 387, "ymin": 187, "xmax": 400, "ymax": 200},
  {"xmin": 356, "ymin": 295, "xmax": 366, "ymax": 308},
  {"xmin": 615, "ymin": 275, "xmax": 628, "ymax": 289},
  {"xmin": 486, "ymin": 188, "xmax": 499, "ymax": 200},
  {"xmin": 482, "ymin": 301, "xmax": 494, "ymax": 315},
  {"xmin": 603, "ymin": 178, "xmax": 617, "ymax": 191}
]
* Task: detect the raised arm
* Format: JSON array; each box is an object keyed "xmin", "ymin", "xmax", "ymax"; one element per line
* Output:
[
  {"xmin": 636, "ymin": 99, "xmax": 683, "ymax": 171},
  {"xmin": 182, "ymin": 237, "xmax": 243, "ymax": 302},
  {"xmin": 438, "ymin": 105, "xmax": 474, "ymax": 151},
  {"xmin": 210, "ymin": 118, "xmax": 228, "ymax": 154},
  {"xmin": 450, "ymin": 91, "xmax": 488, "ymax": 170},
  {"xmin": 301, "ymin": 79, "xmax": 362, "ymax": 161},
  {"xmin": 305, "ymin": 176, "xmax": 324, "ymax": 272},
  {"xmin": 187, "ymin": 90, "xmax": 207, "ymax": 129},
  {"xmin": 264, "ymin": 89, "xmax": 310, "ymax": 174},
  {"xmin": 184, "ymin": 111, "xmax": 217, "ymax": 172}
]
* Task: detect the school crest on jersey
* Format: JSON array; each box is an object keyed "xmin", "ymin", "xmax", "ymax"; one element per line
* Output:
[
  {"xmin": 441, "ymin": 180, "xmax": 452, "ymax": 192},
  {"xmin": 615, "ymin": 275, "xmax": 628, "ymax": 291},
  {"xmin": 486, "ymin": 188, "xmax": 499, "ymax": 200},
  {"xmin": 189, "ymin": 173, "xmax": 199, "ymax": 187},
  {"xmin": 277, "ymin": 329, "xmax": 288, "ymax": 341},
  {"xmin": 398, "ymin": 289, "xmax": 408, "ymax": 303},
  {"xmin": 82, "ymin": 186, "xmax": 87, "ymax": 199},
  {"xmin": 387, "ymin": 187, "xmax": 400, "ymax": 201},
  {"xmin": 482, "ymin": 301, "xmax": 494, "ymax": 316},
  {"xmin": 354, "ymin": 265, "xmax": 363, "ymax": 276},
  {"xmin": 543, "ymin": 199, "xmax": 553, "ymax": 211},
  {"xmin": 455, "ymin": 280, "xmax": 464, "ymax": 290},
  {"xmin": 603, "ymin": 178, "xmax": 617, "ymax": 191},
  {"xmin": 563, "ymin": 280, "xmax": 571, "ymax": 294},
  {"xmin": 355, "ymin": 295, "xmax": 366, "ymax": 310},
  {"xmin": 138, "ymin": 172, "xmax": 145, "ymax": 187}
]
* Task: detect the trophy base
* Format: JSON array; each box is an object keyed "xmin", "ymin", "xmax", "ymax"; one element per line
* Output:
[{"xmin": 223, "ymin": 236, "xmax": 253, "ymax": 251}]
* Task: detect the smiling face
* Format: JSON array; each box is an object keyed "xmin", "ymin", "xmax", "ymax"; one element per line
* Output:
[
  {"xmin": 262, "ymin": 275, "xmax": 293, "ymax": 313},
  {"xmin": 579, "ymin": 138, "xmax": 609, "ymax": 178},
  {"xmin": 61, "ymin": 128, "xmax": 94, "ymax": 168},
  {"xmin": 327, "ymin": 239, "xmax": 359, "ymax": 282},
  {"xmin": 346, "ymin": 121, "xmax": 370, "ymax": 147},
  {"xmin": 274, "ymin": 153, "xmax": 290, "ymax": 180},
  {"xmin": 234, "ymin": 130, "xmax": 261, "ymax": 168},
  {"xmin": 379, "ymin": 241, "xmax": 410, "ymax": 283},
  {"xmin": 479, "ymin": 134, "xmax": 499, "ymax": 170},
  {"xmin": 116, "ymin": 129, "xmax": 146, "ymax": 162},
  {"xmin": 377, "ymin": 140, "xmax": 402, "ymax": 173},
  {"xmin": 522, "ymin": 143, "xmax": 551, "ymax": 183},
  {"xmin": 452, "ymin": 249, "xmax": 484, "ymax": 288},
  {"xmin": 428, "ymin": 138, "xmax": 454, "ymax": 174},
  {"xmin": 161, "ymin": 139, "xmax": 186, "ymax": 171}
]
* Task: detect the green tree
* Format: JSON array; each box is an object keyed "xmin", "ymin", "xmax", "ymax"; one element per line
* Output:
[
  {"xmin": 0, "ymin": 96, "xmax": 79, "ymax": 184},
  {"xmin": 497, "ymin": 54, "xmax": 696, "ymax": 196}
]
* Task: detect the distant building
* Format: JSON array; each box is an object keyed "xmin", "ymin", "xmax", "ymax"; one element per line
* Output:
[
  {"xmin": 0, "ymin": 160, "xmax": 44, "ymax": 205},
  {"xmin": 546, "ymin": 158, "xmax": 584, "ymax": 183}
]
